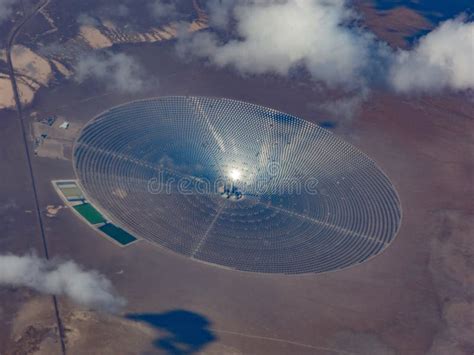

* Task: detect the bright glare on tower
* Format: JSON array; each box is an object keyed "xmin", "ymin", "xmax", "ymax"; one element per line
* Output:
[{"xmin": 229, "ymin": 169, "xmax": 241, "ymax": 181}]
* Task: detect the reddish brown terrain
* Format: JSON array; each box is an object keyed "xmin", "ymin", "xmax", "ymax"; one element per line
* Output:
[
  {"xmin": 0, "ymin": 1, "xmax": 472, "ymax": 354},
  {"xmin": 356, "ymin": 1, "xmax": 433, "ymax": 48}
]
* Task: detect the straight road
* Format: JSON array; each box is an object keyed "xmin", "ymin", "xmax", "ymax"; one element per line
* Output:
[{"xmin": 5, "ymin": 1, "xmax": 67, "ymax": 353}]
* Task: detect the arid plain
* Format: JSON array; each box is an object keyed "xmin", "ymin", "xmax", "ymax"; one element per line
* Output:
[{"xmin": 0, "ymin": 0, "xmax": 472, "ymax": 354}]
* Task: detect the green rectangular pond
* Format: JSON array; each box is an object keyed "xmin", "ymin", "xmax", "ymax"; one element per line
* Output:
[
  {"xmin": 73, "ymin": 203, "xmax": 106, "ymax": 225},
  {"xmin": 99, "ymin": 223, "xmax": 137, "ymax": 245}
]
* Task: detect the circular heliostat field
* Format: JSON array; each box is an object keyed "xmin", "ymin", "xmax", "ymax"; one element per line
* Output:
[{"xmin": 73, "ymin": 97, "xmax": 401, "ymax": 274}]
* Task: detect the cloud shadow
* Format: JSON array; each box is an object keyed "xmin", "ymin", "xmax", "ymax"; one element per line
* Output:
[{"xmin": 126, "ymin": 310, "xmax": 217, "ymax": 354}]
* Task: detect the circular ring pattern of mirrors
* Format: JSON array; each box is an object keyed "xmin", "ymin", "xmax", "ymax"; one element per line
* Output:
[{"xmin": 73, "ymin": 96, "xmax": 402, "ymax": 274}]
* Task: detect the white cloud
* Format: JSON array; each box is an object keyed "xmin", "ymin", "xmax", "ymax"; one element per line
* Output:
[
  {"xmin": 0, "ymin": 0, "xmax": 17, "ymax": 24},
  {"xmin": 150, "ymin": 0, "xmax": 178, "ymax": 19},
  {"xmin": 0, "ymin": 253, "xmax": 125, "ymax": 313},
  {"xmin": 180, "ymin": 0, "xmax": 473, "ymax": 96},
  {"xmin": 75, "ymin": 51, "xmax": 146, "ymax": 93},
  {"xmin": 204, "ymin": 0, "xmax": 235, "ymax": 29},
  {"xmin": 179, "ymin": 0, "xmax": 388, "ymax": 91},
  {"xmin": 389, "ymin": 18, "xmax": 474, "ymax": 93},
  {"xmin": 320, "ymin": 90, "xmax": 369, "ymax": 120},
  {"xmin": 76, "ymin": 13, "xmax": 100, "ymax": 27}
]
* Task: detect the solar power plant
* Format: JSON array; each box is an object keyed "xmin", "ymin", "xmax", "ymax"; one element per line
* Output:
[{"xmin": 73, "ymin": 97, "xmax": 402, "ymax": 274}]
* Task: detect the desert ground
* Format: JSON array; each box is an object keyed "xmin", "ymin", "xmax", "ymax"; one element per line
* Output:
[{"xmin": 0, "ymin": 0, "xmax": 472, "ymax": 354}]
